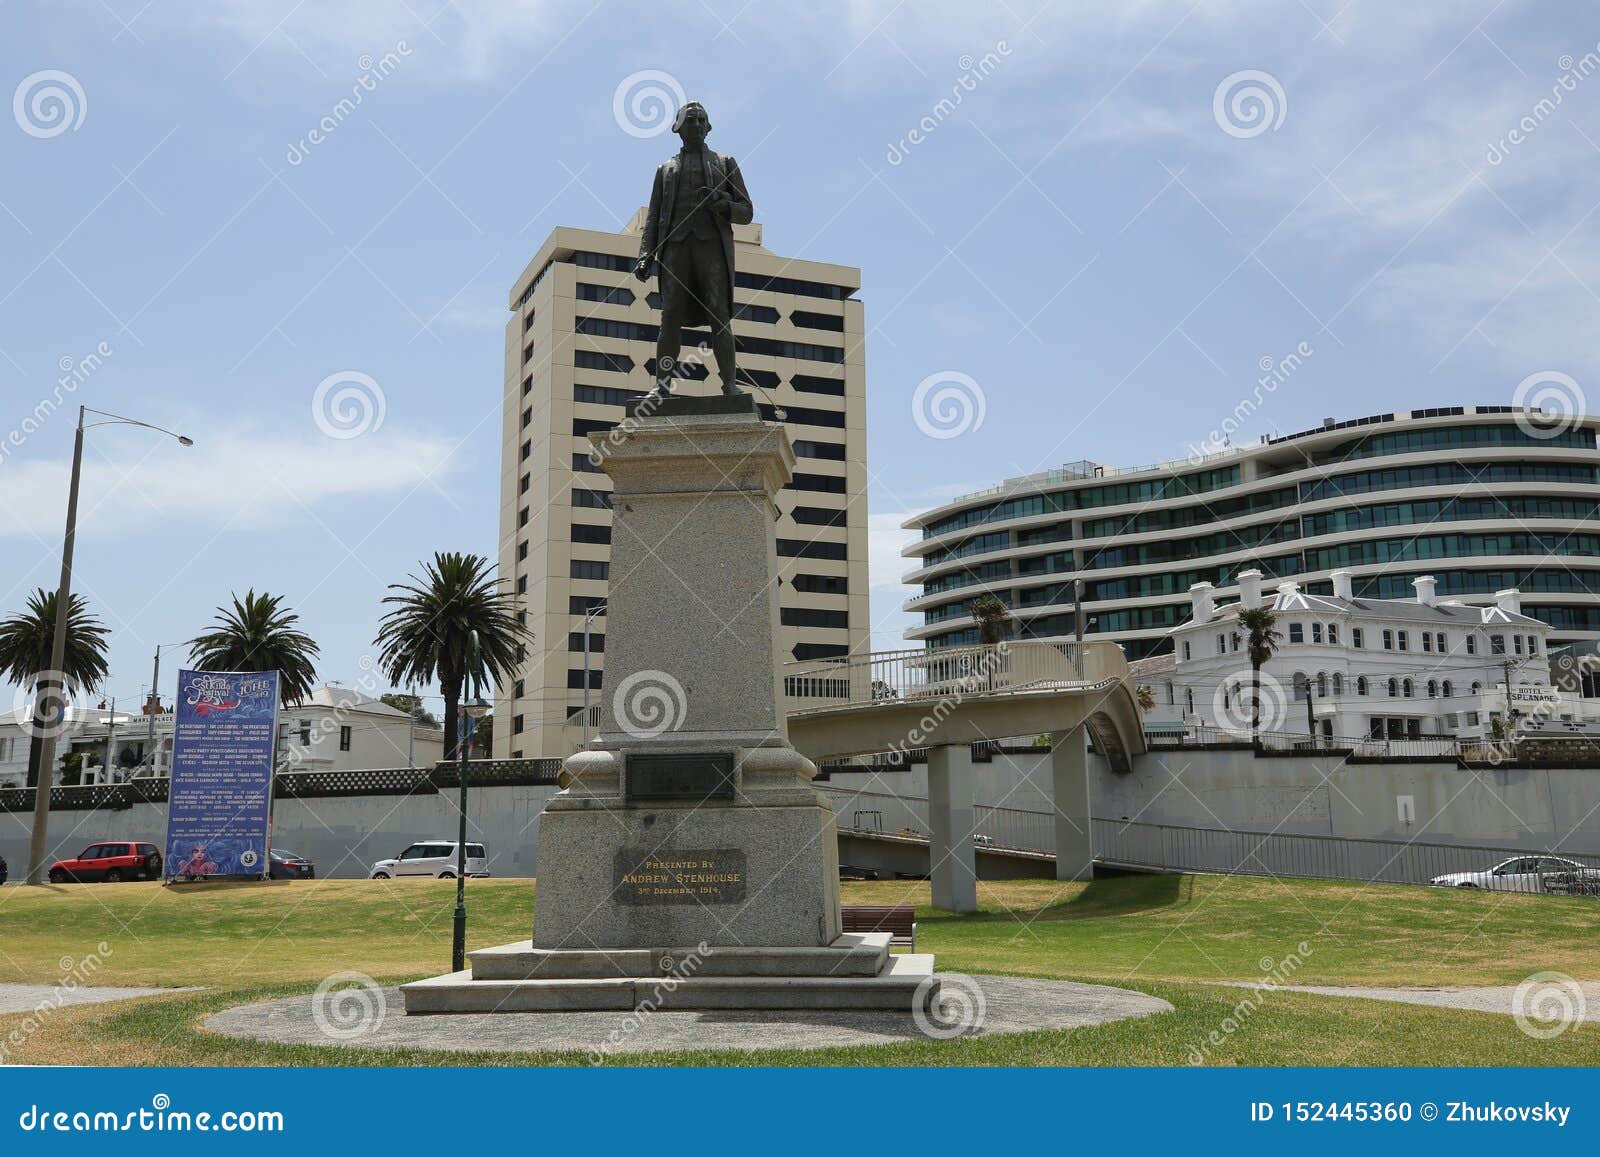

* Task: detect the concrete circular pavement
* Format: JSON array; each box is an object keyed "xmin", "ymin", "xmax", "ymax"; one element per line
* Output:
[{"xmin": 203, "ymin": 974, "xmax": 1172, "ymax": 1056}]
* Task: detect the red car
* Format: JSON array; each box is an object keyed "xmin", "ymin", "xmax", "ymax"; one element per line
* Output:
[{"xmin": 47, "ymin": 841, "xmax": 163, "ymax": 883}]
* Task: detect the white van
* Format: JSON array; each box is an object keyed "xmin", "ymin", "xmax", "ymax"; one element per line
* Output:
[{"xmin": 369, "ymin": 840, "xmax": 489, "ymax": 879}]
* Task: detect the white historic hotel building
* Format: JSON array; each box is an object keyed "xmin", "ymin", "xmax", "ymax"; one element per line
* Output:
[{"xmin": 1142, "ymin": 568, "xmax": 1589, "ymax": 742}]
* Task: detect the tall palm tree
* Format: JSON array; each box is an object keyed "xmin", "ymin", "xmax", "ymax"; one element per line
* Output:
[
  {"xmin": 187, "ymin": 590, "xmax": 320, "ymax": 705},
  {"xmin": 1236, "ymin": 606, "xmax": 1281, "ymax": 747},
  {"xmin": 373, "ymin": 552, "xmax": 531, "ymax": 759},
  {"xmin": 0, "ymin": 589, "xmax": 110, "ymax": 786}
]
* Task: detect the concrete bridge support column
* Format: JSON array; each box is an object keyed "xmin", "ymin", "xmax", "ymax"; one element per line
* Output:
[
  {"xmin": 1050, "ymin": 726, "xmax": 1093, "ymax": 881},
  {"xmin": 927, "ymin": 743, "xmax": 978, "ymax": 913}
]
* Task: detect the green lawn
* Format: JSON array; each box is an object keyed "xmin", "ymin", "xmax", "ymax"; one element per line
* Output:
[{"xmin": 1, "ymin": 873, "xmax": 1596, "ymax": 1066}]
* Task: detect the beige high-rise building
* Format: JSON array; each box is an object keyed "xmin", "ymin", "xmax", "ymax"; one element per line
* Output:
[{"xmin": 494, "ymin": 212, "xmax": 868, "ymax": 758}]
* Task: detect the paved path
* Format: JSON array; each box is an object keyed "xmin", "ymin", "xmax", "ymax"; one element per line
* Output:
[
  {"xmin": 204, "ymin": 975, "xmax": 1171, "ymax": 1056},
  {"xmin": 1212, "ymin": 979, "xmax": 1600, "ymax": 1020},
  {"xmin": 0, "ymin": 984, "xmax": 202, "ymax": 1014}
]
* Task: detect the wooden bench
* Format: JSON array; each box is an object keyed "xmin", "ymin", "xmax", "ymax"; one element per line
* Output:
[{"xmin": 840, "ymin": 904, "xmax": 916, "ymax": 951}]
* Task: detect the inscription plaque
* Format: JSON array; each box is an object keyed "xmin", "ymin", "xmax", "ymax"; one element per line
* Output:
[
  {"xmin": 615, "ymin": 848, "xmax": 748, "ymax": 905},
  {"xmin": 626, "ymin": 752, "xmax": 736, "ymax": 802}
]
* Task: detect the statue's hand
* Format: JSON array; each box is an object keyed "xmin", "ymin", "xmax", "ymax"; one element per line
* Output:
[
  {"xmin": 633, "ymin": 258, "xmax": 651, "ymax": 283},
  {"xmin": 709, "ymin": 190, "xmax": 732, "ymax": 218}
]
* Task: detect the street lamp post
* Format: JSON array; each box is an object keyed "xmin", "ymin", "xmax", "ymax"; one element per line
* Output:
[
  {"xmin": 144, "ymin": 641, "xmax": 184, "ymax": 779},
  {"xmin": 451, "ymin": 630, "xmax": 484, "ymax": 974},
  {"xmin": 26, "ymin": 406, "xmax": 192, "ymax": 885},
  {"xmin": 581, "ymin": 602, "xmax": 607, "ymax": 745}
]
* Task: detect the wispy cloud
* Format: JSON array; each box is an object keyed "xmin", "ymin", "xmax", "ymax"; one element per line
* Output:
[{"xmin": 0, "ymin": 426, "xmax": 463, "ymax": 541}]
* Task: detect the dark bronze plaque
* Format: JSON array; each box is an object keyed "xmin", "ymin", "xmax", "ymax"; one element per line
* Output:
[
  {"xmin": 615, "ymin": 848, "xmax": 747, "ymax": 905},
  {"xmin": 626, "ymin": 752, "xmax": 736, "ymax": 802}
]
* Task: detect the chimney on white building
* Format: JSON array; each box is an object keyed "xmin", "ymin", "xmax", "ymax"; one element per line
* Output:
[
  {"xmin": 1189, "ymin": 581, "xmax": 1215, "ymax": 625},
  {"xmin": 1495, "ymin": 588, "xmax": 1522, "ymax": 616},
  {"xmin": 1413, "ymin": 575, "xmax": 1437, "ymax": 607},
  {"xmin": 1276, "ymin": 580, "xmax": 1300, "ymax": 602},
  {"xmin": 1330, "ymin": 569, "xmax": 1353, "ymax": 600},
  {"xmin": 1236, "ymin": 569, "xmax": 1263, "ymax": 610}
]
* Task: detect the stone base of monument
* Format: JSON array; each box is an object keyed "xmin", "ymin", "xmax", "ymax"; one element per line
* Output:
[
  {"xmin": 400, "ymin": 400, "xmax": 940, "ymax": 1017},
  {"xmin": 400, "ymin": 933, "xmax": 937, "ymax": 1013}
]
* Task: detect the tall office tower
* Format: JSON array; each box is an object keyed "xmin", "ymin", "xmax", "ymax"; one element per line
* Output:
[{"xmin": 495, "ymin": 212, "xmax": 868, "ymax": 758}]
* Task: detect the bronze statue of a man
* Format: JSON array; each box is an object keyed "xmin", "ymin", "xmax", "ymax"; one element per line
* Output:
[{"xmin": 634, "ymin": 101, "xmax": 753, "ymax": 396}]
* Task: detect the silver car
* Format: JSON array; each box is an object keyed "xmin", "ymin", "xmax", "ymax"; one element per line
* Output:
[
  {"xmin": 1430, "ymin": 855, "xmax": 1599, "ymax": 894},
  {"xmin": 370, "ymin": 840, "xmax": 489, "ymax": 879}
]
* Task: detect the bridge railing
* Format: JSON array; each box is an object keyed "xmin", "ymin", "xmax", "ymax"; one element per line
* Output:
[{"xmin": 782, "ymin": 641, "xmax": 1128, "ymax": 715}]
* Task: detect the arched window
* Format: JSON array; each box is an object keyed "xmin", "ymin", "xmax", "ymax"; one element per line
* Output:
[
  {"xmin": 1357, "ymin": 675, "xmax": 1368, "ymax": 696},
  {"xmin": 1442, "ymin": 680, "xmax": 1452, "ymax": 697},
  {"xmin": 1387, "ymin": 677, "xmax": 1399, "ymax": 697},
  {"xmin": 1222, "ymin": 683, "xmax": 1231, "ymax": 709},
  {"xmin": 1316, "ymin": 672, "xmax": 1328, "ymax": 697},
  {"xmin": 1312, "ymin": 623, "xmax": 1324, "ymax": 644},
  {"xmin": 1403, "ymin": 678, "xmax": 1414, "ymax": 698},
  {"xmin": 1332, "ymin": 673, "xmax": 1343, "ymax": 695},
  {"xmin": 1292, "ymin": 672, "xmax": 1309, "ymax": 701},
  {"xmin": 1328, "ymin": 624, "xmax": 1340, "ymax": 645},
  {"xmin": 1427, "ymin": 679, "xmax": 1437, "ymax": 698},
  {"xmin": 1186, "ymin": 688, "xmax": 1194, "ymax": 713},
  {"xmin": 1471, "ymin": 681, "xmax": 1481, "ymax": 694}
]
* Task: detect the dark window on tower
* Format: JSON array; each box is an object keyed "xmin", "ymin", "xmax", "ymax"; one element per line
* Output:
[
  {"xmin": 792, "ymin": 642, "xmax": 850, "ymax": 660},
  {"xmin": 338, "ymin": 725, "xmax": 352, "ymax": 752},
  {"xmin": 572, "ymin": 417, "xmax": 617, "ymax": 437},
  {"xmin": 570, "ymin": 560, "xmax": 610, "ymax": 580},
  {"xmin": 791, "ymin": 573, "xmax": 848, "ymax": 595},
  {"xmin": 792, "ymin": 440, "xmax": 846, "ymax": 461},
  {"xmin": 567, "ymin": 669, "xmax": 603, "ymax": 689},
  {"xmin": 569, "ymin": 595, "xmax": 607, "ymax": 615},
  {"xmin": 574, "ymin": 350, "xmax": 634, "ymax": 374},
  {"xmin": 572, "ymin": 523, "xmax": 612, "ymax": 544},
  {"xmin": 781, "ymin": 607, "xmax": 850, "ymax": 630},
  {"xmin": 517, "ymin": 541, "xmax": 528, "ymax": 561},
  {"xmin": 786, "ymin": 473, "xmax": 846, "ymax": 494},
  {"xmin": 790, "ymin": 375, "xmax": 846, "ymax": 397},
  {"xmin": 778, "ymin": 539, "xmax": 848, "ymax": 560},
  {"xmin": 568, "ymin": 632, "xmax": 606, "ymax": 653},
  {"xmin": 790, "ymin": 310, "xmax": 844, "ymax": 332},
  {"xmin": 571, "ymin": 488, "xmax": 612, "ymax": 509},
  {"xmin": 790, "ymin": 506, "xmax": 847, "ymax": 526},
  {"xmin": 572, "ymin": 454, "xmax": 605, "ymax": 473}
]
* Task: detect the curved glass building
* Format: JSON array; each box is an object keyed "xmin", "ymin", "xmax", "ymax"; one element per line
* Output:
[{"xmin": 902, "ymin": 407, "xmax": 1600, "ymax": 659}]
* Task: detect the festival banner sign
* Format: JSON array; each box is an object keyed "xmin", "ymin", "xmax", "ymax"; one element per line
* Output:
[{"xmin": 163, "ymin": 669, "xmax": 280, "ymax": 879}]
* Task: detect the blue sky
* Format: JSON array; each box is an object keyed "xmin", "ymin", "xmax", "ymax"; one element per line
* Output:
[{"xmin": 3, "ymin": 1, "xmax": 1599, "ymax": 712}]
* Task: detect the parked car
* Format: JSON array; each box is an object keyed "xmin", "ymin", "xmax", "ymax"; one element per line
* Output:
[
  {"xmin": 47, "ymin": 841, "xmax": 162, "ymax": 883},
  {"xmin": 268, "ymin": 848, "xmax": 316, "ymax": 879},
  {"xmin": 1430, "ymin": 855, "xmax": 1600, "ymax": 894},
  {"xmin": 369, "ymin": 840, "xmax": 488, "ymax": 879}
]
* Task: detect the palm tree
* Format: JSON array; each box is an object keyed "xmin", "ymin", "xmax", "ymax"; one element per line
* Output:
[
  {"xmin": 969, "ymin": 595, "xmax": 1012, "ymax": 645},
  {"xmin": 1236, "ymin": 606, "xmax": 1282, "ymax": 747},
  {"xmin": 373, "ymin": 552, "xmax": 531, "ymax": 759},
  {"xmin": 1135, "ymin": 684, "xmax": 1155, "ymax": 712},
  {"xmin": 187, "ymin": 590, "xmax": 320, "ymax": 705},
  {"xmin": 0, "ymin": 589, "xmax": 110, "ymax": 786}
]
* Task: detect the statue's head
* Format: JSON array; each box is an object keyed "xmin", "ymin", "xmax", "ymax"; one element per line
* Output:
[{"xmin": 673, "ymin": 102, "xmax": 710, "ymax": 147}]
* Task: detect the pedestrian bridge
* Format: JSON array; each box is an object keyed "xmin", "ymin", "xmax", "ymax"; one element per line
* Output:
[
  {"xmin": 780, "ymin": 641, "xmax": 1146, "ymax": 774},
  {"xmin": 778, "ymin": 641, "xmax": 1146, "ymax": 916}
]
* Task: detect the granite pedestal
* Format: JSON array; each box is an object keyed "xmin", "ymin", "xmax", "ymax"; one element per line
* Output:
[{"xmin": 403, "ymin": 397, "xmax": 935, "ymax": 1014}]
